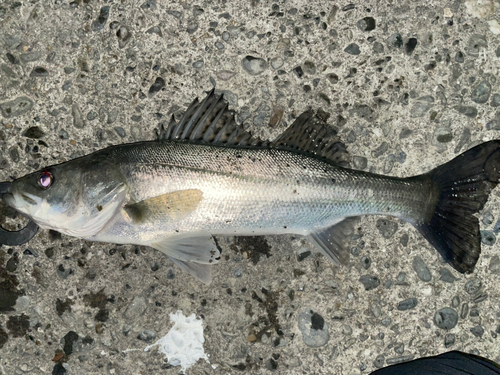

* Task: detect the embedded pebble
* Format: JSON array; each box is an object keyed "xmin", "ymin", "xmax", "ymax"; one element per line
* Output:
[
  {"xmin": 372, "ymin": 142, "xmax": 389, "ymax": 157},
  {"xmin": 467, "ymin": 34, "xmax": 487, "ymax": 57},
  {"xmin": 92, "ymin": 6, "xmax": 110, "ymax": 31},
  {"xmin": 434, "ymin": 307, "xmax": 458, "ymax": 330},
  {"xmin": 491, "ymin": 93, "xmax": 500, "ymax": 107},
  {"xmin": 381, "ymin": 317, "xmax": 392, "ymax": 327},
  {"xmin": 412, "ymin": 256, "xmax": 431, "ymax": 282},
  {"xmin": 481, "ymin": 230, "xmax": 496, "ymax": 246},
  {"xmin": 451, "ymin": 295, "xmax": 460, "ymax": 308},
  {"xmin": 72, "ymin": 104, "xmax": 85, "ymax": 129},
  {"xmin": 465, "ymin": 279, "xmax": 482, "ymax": 295},
  {"xmin": 439, "ymin": 268, "xmax": 457, "ymax": 283},
  {"xmin": 471, "ymin": 81, "xmax": 491, "ymax": 104},
  {"xmin": 352, "ymin": 156, "xmax": 367, "ymax": 169},
  {"xmin": 387, "ymin": 33, "xmax": 403, "ymax": 48},
  {"xmin": 405, "ymin": 38, "xmax": 417, "ymax": 55},
  {"xmin": 298, "ymin": 309, "xmax": 329, "ymax": 347},
  {"xmin": 124, "ymin": 296, "xmax": 147, "ymax": 319},
  {"xmin": 149, "ymin": 77, "xmax": 165, "ymax": 96},
  {"xmin": 489, "ymin": 256, "xmax": 500, "ymax": 274},
  {"xmin": 357, "ymin": 17, "xmax": 375, "ymax": 31},
  {"xmin": 411, "ymin": 96, "xmax": 434, "ymax": 118},
  {"xmin": 386, "ymin": 356, "xmax": 414, "ymax": 365},
  {"xmin": 460, "ymin": 302, "xmax": 469, "ymax": 319},
  {"xmin": 344, "ymin": 43, "xmax": 360, "ymax": 55},
  {"xmin": 444, "ymin": 333, "xmax": 455, "ymax": 348},
  {"xmin": 270, "ymin": 57, "xmax": 284, "ymax": 70},
  {"xmin": 434, "ymin": 128, "xmax": 453, "ymax": 144},
  {"xmin": 454, "ymin": 105, "xmax": 477, "ymax": 118},
  {"xmin": 361, "ymin": 256, "xmax": 371, "ymax": 270},
  {"xmin": 376, "ymin": 219, "xmax": 398, "ymax": 239},
  {"xmin": 397, "ymin": 298, "xmax": 418, "ymax": 311},
  {"xmin": 137, "ymin": 330, "xmax": 156, "ymax": 343},
  {"xmin": 193, "ymin": 60, "xmax": 204, "ymax": 68},
  {"xmin": 373, "ymin": 355, "xmax": 385, "ymax": 368},
  {"xmin": 359, "ymin": 275, "xmax": 380, "ymax": 291},
  {"xmin": 0, "ymin": 97, "xmax": 34, "ymax": 118},
  {"xmin": 241, "ymin": 56, "xmax": 268, "ymax": 75},
  {"xmin": 470, "ymin": 326, "xmax": 484, "ymax": 338}
]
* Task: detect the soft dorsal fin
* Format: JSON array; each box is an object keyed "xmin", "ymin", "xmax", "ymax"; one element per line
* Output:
[
  {"xmin": 157, "ymin": 89, "xmax": 268, "ymax": 148},
  {"xmin": 272, "ymin": 111, "xmax": 349, "ymax": 166},
  {"xmin": 157, "ymin": 90, "xmax": 349, "ymax": 166}
]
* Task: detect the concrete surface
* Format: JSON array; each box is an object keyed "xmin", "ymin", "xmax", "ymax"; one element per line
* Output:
[{"xmin": 1, "ymin": 0, "xmax": 500, "ymax": 374}]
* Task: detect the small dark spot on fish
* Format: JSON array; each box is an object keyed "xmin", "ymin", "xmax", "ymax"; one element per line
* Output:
[
  {"xmin": 332, "ymin": 178, "xmax": 336, "ymax": 183},
  {"xmin": 236, "ymin": 154, "xmax": 242, "ymax": 158},
  {"xmin": 96, "ymin": 205, "xmax": 103, "ymax": 211},
  {"xmin": 283, "ymin": 226, "xmax": 287, "ymax": 229},
  {"xmin": 175, "ymin": 229, "xmax": 179, "ymax": 233}
]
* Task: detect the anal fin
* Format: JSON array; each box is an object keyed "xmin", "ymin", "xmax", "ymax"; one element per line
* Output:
[{"xmin": 307, "ymin": 217, "xmax": 360, "ymax": 265}]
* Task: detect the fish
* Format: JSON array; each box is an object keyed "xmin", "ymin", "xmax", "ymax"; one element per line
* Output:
[
  {"xmin": 2, "ymin": 89, "xmax": 500, "ymax": 283},
  {"xmin": 370, "ymin": 350, "xmax": 500, "ymax": 375}
]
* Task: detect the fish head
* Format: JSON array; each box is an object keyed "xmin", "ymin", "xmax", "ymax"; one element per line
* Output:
[{"xmin": 3, "ymin": 156, "xmax": 127, "ymax": 237}]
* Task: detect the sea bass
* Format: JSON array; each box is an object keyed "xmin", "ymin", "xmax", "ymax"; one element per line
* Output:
[{"xmin": 3, "ymin": 90, "xmax": 500, "ymax": 283}]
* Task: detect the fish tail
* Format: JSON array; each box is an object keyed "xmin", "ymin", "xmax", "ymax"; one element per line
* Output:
[{"xmin": 416, "ymin": 140, "xmax": 500, "ymax": 273}]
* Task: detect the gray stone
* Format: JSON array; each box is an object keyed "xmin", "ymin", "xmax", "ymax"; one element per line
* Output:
[
  {"xmin": 373, "ymin": 355, "xmax": 385, "ymax": 368},
  {"xmin": 397, "ymin": 298, "xmax": 418, "ymax": 311},
  {"xmin": 439, "ymin": 268, "xmax": 457, "ymax": 283},
  {"xmin": 356, "ymin": 17, "xmax": 376, "ymax": 31},
  {"xmin": 387, "ymin": 33, "xmax": 403, "ymax": 48},
  {"xmin": 394, "ymin": 342, "xmax": 404, "ymax": 355},
  {"xmin": 359, "ymin": 275, "xmax": 380, "ymax": 291},
  {"xmin": 454, "ymin": 128, "xmax": 471, "ymax": 153},
  {"xmin": 0, "ymin": 97, "xmax": 34, "ymax": 118},
  {"xmin": 381, "ymin": 317, "xmax": 392, "ymax": 327},
  {"xmin": 92, "ymin": 6, "xmax": 110, "ymax": 32},
  {"xmin": 124, "ymin": 296, "xmax": 147, "ymax": 319},
  {"xmin": 298, "ymin": 309, "xmax": 329, "ymax": 347},
  {"xmin": 455, "ymin": 51, "xmax": 464, "ymax": 63},
  {"xmin": 434, "ymin": 307, "xmax": 458, "ymax": 330},
  {"xmin": 471, "ymin": 81, "xmax": 491, "ymax": 104},
  {"xmin": 187, "ymin": 22, "xmax": 198, "ymax": 34},
  {"xmin": 489, "ymin": 255, "xmax": 500, "ymax": 274},
  {"xmin": 376, "ymin": 219, "xmax": 398, "ymax": 239},
  {"xmin": 467, "ymin": 34, "xmax": 487, "ymax": 57},
  {"xmin": 215, "ymin": 41, "xmax": 224, "ymax": 50},
  {"xmin": 444, "ymin": 333, "xmax": 455, "ymax": 348},
  {"xmin": 361, "ymin": 256, "xmax": 371, "ymax": 270},
  {"xmin": 451, "ymin": 295, "xmax": 460, "ymax": 308},
  {"xmin": 412, "ymin": 256, "xmax": 431, "ymax": 282},
  {"xmin": 303, "ymin": 61, "xmax": 316, "ymax": 75},
  {"xmin": 222, "ymin": 31, "xmax": 230, "ymax": 41},
  {"xmin": 352, "ymin": 156, "xmax": 367, "ymax": 169},
  {"xmin": 372, "ymin": 142, "xmax": 389, "ymax": 158},
  {"xmin": 71, "ymin": 104, "xmax": 85, "ymax": 129},
  {"xmin": 470, "ymin": 325, "xmax": 484, "ymax": 338},
  {"xmin": 410, "ymin": 96, "xmax": 434, "ymax": 117},
  {"xmin": 137, "ymin": 329, "xmax": 156, "ymax": 343},
  {"xmin": 454, "ymin": 105, "xmax": 477, "ymax": 118},
  {"xmin": 20, "ymin": 51, "xmax": 42, "ymax": 63},
  {"xmin": 465, "ymin": 279, "xmax": 482, "ymax": 295},
  {"xmin": 193, "ymin": 60, "xmax": 204, "ymax": 68},
  {"xmin": 460, "ymin": 302, "xmax": 469, "ymax": 319},
  {"xmin": 270, "ymin": 57, "xmax": 284, "ymax": 70},
  {"xmin": 491, "ymin": 93, "xmax": 500, "ymax": 107},
  {"xmin": 373, "ymin": 42, "xmax": 384, "ymax": 54},
  {"xmin": 344, "ymin": 43, "xmax": 360, "ymax": 55},
  {"xmin": 241, "ymin": 56, "xmax": 267, "ymax": 75},
  {"xmin": 481, "ymin": 230, "xmax": 496, "ymax": 246},
  {"xmin": 399, "ymin": 128, "xmax": 412, "ymax": 139},
  {"xmin": 434, "ymin": 127, "xmax": 453, "ymax": 143}
]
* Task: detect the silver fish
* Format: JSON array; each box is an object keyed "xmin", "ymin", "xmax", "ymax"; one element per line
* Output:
[{"xmin": 3, "ymin": 90, "xmax": 500, "ymax": 283}]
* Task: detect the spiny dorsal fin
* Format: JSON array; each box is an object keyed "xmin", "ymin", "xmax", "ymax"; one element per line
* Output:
[
  {"xmin": 157, "ymin": 89, "xmax": 349, "ymax": 165},
  {"xmin": 272, "ymin": 111, "xmax": 350, "ymax": 166},
  {"xmin": 157, "ymin": 89, "xmax": 268, "ymax": 147}
]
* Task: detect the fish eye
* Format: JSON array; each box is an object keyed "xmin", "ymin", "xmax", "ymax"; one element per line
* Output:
[{"xmin": 37, "ymin": 170, "xmax": 53, "ymax": 189}]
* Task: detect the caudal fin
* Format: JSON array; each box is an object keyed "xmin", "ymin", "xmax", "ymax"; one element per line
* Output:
[{"xmin": 416, "ymin": 140, "xmax": 500, "ymax": 273}]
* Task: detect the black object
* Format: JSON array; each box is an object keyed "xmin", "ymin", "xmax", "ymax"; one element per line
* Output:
[
  {"xmin": 0, "ymin": 182, "xmax": 39, "ymax": 246},
  {"xmin": 371, "ymin": 351, "xmax": 500, "ymax": 375}
]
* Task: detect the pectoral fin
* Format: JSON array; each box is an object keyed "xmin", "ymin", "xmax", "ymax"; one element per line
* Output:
[
  {"xmin": 124, "ymin": 189, "xmax": 203, "ymax": 224},
  {"xmin": 151, "ymin": 234, "xmax": 220, "ymax": 283},
  {"xmin": 307, "ymin": 217, "xmax": 360, "ymax": 265},
  {"xmin": 167, "ymin": 256, "xmax": 213, "ymax": 284}
]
